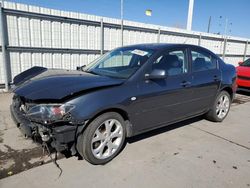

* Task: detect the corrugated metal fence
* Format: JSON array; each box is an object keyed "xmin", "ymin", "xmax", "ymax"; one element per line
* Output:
[{"xmin": 0, "ymin": 1, "xmax": 249, "ymax": 89}]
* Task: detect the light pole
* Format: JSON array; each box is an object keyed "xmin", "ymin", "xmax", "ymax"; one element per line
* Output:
[
  {"xmin": 207, "ymin": 16, "xmax": 211, "ymax": 33},
  {"xmin": 121, "ymin": 0, "xmax": 124, "ymax": 46},
  {"xmin": 186, "ymin": 0, "xmax": 194, "ymax": 31}
]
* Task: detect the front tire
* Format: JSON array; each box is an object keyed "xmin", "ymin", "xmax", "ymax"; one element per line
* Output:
[
  {"xmin": 77, "ymin": 112, "xmax": 126, "ymax": 165},
  {"xmin": 205, "ymin": 91, "xmax": 231, "ymax": 122}
]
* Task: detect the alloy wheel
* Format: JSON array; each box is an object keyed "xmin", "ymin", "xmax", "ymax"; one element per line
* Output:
[
  {"xmin": 91, "ymin": 119, "xmax": 123, "ymax": 159},
  {"xmin": 216, "ymin": 94, "xmax": 230, "ymax": 119}
]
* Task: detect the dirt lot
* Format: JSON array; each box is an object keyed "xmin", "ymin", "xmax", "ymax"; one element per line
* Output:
[{"xmin": 0, "ymin": 91, "xmax": 250, "ymax": 188}]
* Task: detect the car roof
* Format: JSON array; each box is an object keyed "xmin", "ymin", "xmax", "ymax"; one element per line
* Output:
[
  {"xmin": 121, "ymin": 43, "xmax": 210, "ymax": 52},
  {"xmin": 120, "ymin": 43, "xmax": 216, "ymax": 56}
]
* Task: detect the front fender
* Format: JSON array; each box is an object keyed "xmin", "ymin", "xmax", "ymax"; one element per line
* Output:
[{"xmin": 67, "ymin": 85, "xmax": 132, "ymax": 123}]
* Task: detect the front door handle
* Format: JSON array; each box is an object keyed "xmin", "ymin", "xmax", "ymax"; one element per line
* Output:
[{"xmin": 180, "ymin": 81, "xmax": 191, "ymax": 87}]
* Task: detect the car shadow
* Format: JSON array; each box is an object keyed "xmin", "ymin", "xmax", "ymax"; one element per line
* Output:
[{"xmin": 127, "ymin": 116, "xmax": 203, "ymax": 144}]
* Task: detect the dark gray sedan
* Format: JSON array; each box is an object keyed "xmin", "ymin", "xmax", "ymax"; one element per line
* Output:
[{"xmin": 11, "ymin": 44, "xmax": 236, "ymax": 164}]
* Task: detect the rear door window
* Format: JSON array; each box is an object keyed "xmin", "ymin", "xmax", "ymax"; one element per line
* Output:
[{"xmin": 191, "ymin": 50, "xmax": 217, "ymax": 72}]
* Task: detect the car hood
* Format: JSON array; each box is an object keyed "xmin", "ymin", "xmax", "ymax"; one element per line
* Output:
[{"xmin": 13, "ymin": 67, "xmax": 124, "ymax": 101}]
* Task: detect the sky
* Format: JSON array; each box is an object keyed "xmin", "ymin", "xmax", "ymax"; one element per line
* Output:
[{"xmin": 7, "ymin": 0, "xmax": 250, "ymax": 39}]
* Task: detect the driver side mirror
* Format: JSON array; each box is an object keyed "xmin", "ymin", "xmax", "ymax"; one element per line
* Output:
[
  {"xmin": 76, "ymin": 65, "xmax": 86, "ymax": 71},
  {"xmin": 145, "ymin": 69, "xmax": 167, "ymax": 80}
]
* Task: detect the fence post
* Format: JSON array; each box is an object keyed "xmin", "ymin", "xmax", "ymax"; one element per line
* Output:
[
  {"xmin": 243, "ymin": 40, "xmax": 248, "ymax": 61},
  {"xmin": 0, "ymin": 1, "xmax": 10, "ymax": 91},
  {"xmin": 100, "ymin": 18, "xmax": 104, "ymax": 55},
  {"xmin": 198, "ymin": 33, "xmax": 202, "ymax": 46},
  {"xmin": 157, "ymin": 28, "xmax": 160, "ymax": 43},
  {"xmin": 222, "ymin": 36, "xmax": 227, "ymax": 60}
]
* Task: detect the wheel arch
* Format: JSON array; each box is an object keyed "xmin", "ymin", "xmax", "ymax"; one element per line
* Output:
[
  {"xmin": 85, "ymin": 107, "xmax": 133, "ymax": 138},
  {"xmin": 220, "ymin": 86, "xmax": 234, "ymax": 101}
]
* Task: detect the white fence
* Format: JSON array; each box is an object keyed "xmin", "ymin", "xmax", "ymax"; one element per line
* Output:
[{"xmin": 0, "ymin": 1, "xmax": 249, "ymax": 88}]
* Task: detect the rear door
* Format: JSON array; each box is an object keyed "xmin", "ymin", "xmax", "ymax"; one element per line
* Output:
[{"xmin": 188, "ymin": 47, "xmax": 221, "ymax": 113}]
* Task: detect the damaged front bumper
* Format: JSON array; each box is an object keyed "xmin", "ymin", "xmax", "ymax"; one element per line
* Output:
[{"xmin": 10, "ymin": 103, "xmax": 84, "ymax": 154}]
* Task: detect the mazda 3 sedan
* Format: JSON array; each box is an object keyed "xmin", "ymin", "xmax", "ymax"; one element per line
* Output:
[{"xmin": 11, "ymin": 44, "xmax": 236, "ymax": 164}]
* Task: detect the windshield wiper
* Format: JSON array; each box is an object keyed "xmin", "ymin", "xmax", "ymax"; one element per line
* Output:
[{"xmin": 85, "ymin": 70, "xmax": 100, "ymax": 75}]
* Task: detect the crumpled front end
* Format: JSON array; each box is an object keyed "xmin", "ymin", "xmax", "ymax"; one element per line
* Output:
[{"xmin": 10, "ymin": 94, "xmax": 85, "ymax": 154}]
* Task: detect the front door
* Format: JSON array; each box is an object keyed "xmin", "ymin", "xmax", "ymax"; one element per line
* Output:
[{"xmin": 129, "ymin": 48, "xmax": 194, "ymax": 133}]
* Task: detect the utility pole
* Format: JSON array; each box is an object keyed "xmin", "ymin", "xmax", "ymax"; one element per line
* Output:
[
  {"xmin": 222, "ymin": 18, "xmax": 229, "ymax": 61},
  {"xmin": 186, "ymin": 0, "xmax": 194, "ymax": 31},
  {"xmin": 207, "ymin": 16, "xmax": 211, "ymax": 33},
  {"xmin": 224, "ymin": 18, "xmax": 228, "ymax": 36}
]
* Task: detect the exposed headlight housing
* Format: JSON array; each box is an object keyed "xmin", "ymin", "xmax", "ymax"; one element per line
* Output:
[{"xmin": 26, "ymin": 104, "xmax": 75, "ymax": 124}]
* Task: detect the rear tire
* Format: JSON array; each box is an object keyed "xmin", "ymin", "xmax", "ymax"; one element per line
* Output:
[
  {"xmin": 76, "ymin": 112, "xmax": 126, "ymax": 165},
  {"xmin": 205, "ymin": 91, "xmax": 231, "ymax": 122}
]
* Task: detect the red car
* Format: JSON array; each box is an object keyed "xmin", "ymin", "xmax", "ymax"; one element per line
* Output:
[{"xmin": 236, "ymin": 58, "xmax": 250, "ymax": 91}]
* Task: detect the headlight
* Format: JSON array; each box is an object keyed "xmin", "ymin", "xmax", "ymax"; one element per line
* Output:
[{"xmin": 26, "ymin": 104, "xmax": 75, "ymax": 124}]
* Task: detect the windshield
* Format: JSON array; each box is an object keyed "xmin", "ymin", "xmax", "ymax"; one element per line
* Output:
[
  {"xmin": 241, "ymin": 58, "xmax": 250, "ymax": 67},
  {"xmin": 84, "ymin": 47, "xmax": 155, "ymax": 79}
]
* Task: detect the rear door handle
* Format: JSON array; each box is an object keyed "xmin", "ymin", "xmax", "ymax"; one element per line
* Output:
[{"xmin": 180, "ymin": 81, "xmax": 191, "ymax": 87}]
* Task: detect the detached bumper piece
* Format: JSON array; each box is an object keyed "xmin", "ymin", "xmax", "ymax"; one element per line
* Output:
[{"xmin": 10, "ymin": 104, "xmax": 77, "ymax": 153}]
